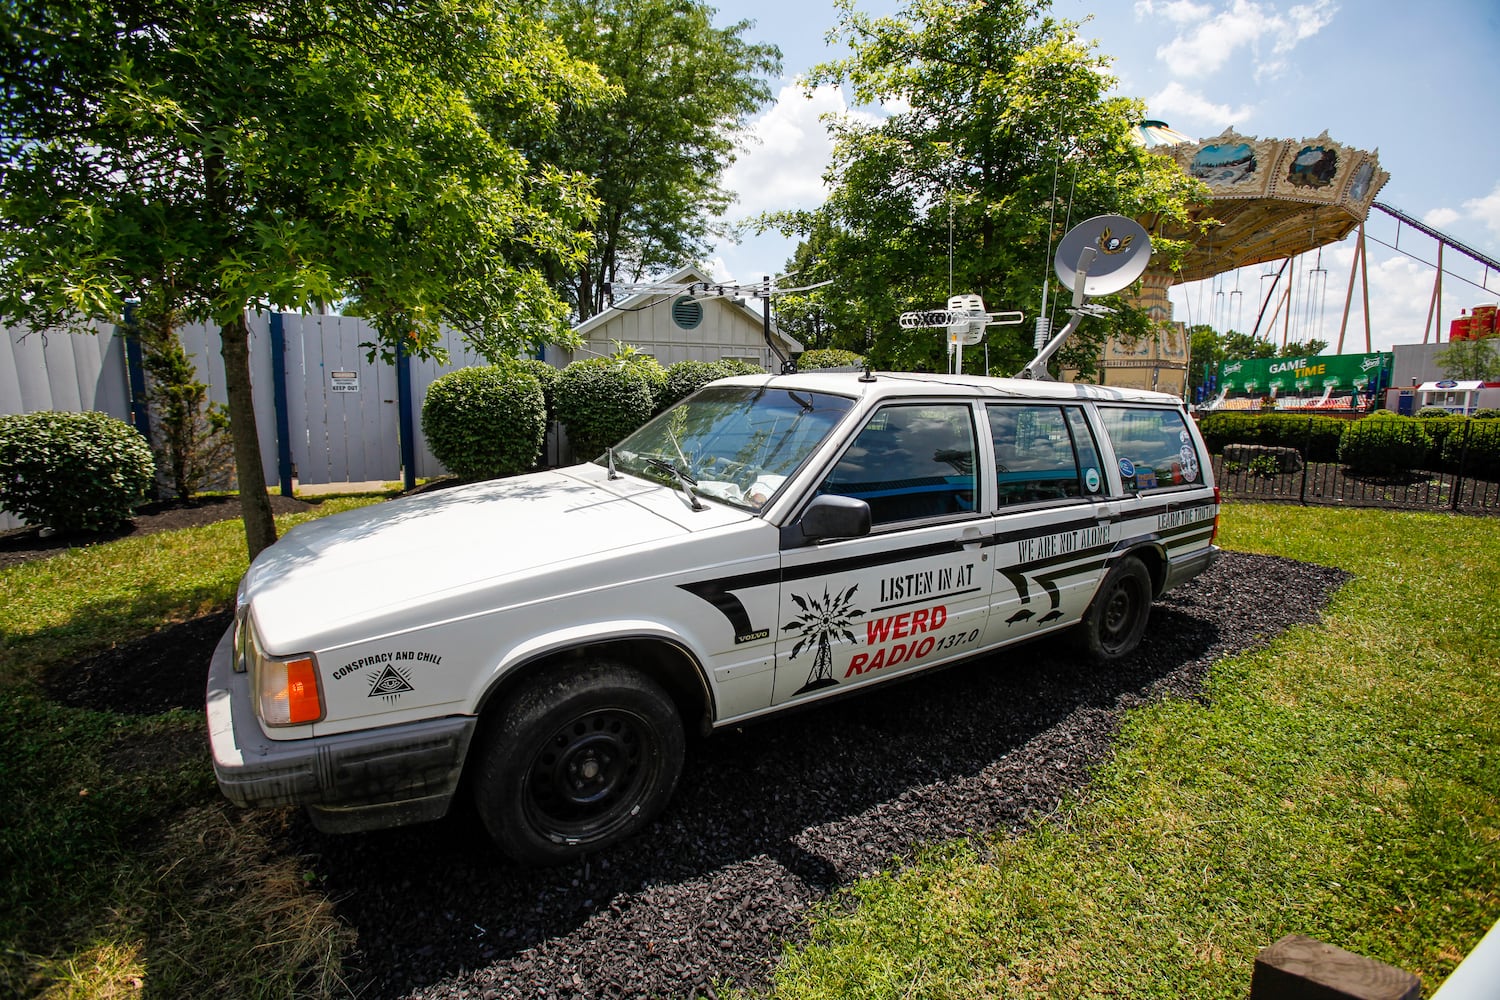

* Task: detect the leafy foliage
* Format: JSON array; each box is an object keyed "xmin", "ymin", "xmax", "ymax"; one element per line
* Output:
[
  {"xmin": 657, "ymin": 358, "xmax": 768, "ymax": 410},
  {"xmin": 131, "ymin": 307, "xmax": 233, "ymax": 499},
  {"xmin": 0, "ymin": 411, "xmax": 155, "ymax": 532},
  {"xmin": 1416, "ymin": 406, "xmax": 1452, "ymax": 418},
  {"xmin": 1338, "ymin": 413, "xmax": 1431, "ymax": 475},
  {"xmin": 1197, "ymin": 412, "xmax": 1347, "ymax": 462},
  {"xmin": 764, "ymin": 0, "xmax": 1207, "ymax": 375},
  {"xmin": 422, "ymin": 367, "xmax": 547, "ymax": 480},
  {"xmin": 528, "ymin": 0, "xmax": 780, "ymax": 319},
  {"xmin": 798, "ymin": 348, "xmax": 865, "ymax": 370},
  {"xmin": 1433, "ymin": 336, "xmax": 1500, "ymax": 382},
  {"xmin": 512, "ymin": 358, "xmax": 563, "ymax": 422},
  {"xmin": 0, "ymin": 0, "xmax": 604, "ymax": 557},
  {"xmin": 554, "ymin": 358, "xmax": 657, "ymax": 460},
  {"xmin": 1440, "ymin": 419, "xmax": 1500, "ymax": 480}
]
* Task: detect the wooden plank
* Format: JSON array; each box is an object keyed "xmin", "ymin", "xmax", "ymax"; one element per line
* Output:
[{"xmin": 1251, "ymin": 934, "xmax": 1421, "ymax": 1000}]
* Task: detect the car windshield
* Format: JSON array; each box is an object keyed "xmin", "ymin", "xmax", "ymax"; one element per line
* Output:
[{"xmin": 604, "ymin": 385, "xmax": 855, "ymax": 511}]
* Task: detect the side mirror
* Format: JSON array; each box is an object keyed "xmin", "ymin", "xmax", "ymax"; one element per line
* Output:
[{"xmin": 797, "ymin": 495, "xmax": 871, "ymax": 543}]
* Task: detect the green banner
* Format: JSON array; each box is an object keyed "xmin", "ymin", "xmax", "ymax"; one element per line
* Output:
[{"xmin": 1217, "ymin": 352, "xmax": 1392, "ymax": 394}]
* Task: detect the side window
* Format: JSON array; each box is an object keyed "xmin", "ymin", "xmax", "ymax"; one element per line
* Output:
[
  {"xmin": 1097, "ymin": 406, "xmax": 1204, "ymax": 493},
  {"xmin": 987, "ymin": 404, "xmax": 1088, "ymax": 507},
  {"xmin": 818, "ymin": 403, "xmax": 977, "ymax": 526}
]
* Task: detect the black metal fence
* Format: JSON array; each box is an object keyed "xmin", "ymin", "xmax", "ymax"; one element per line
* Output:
[{"xmin": 1209, "ymin": 421, "xmax": 1500, "ymax": 515}]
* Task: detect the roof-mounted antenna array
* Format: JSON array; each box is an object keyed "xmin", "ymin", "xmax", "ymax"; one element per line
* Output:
[
  {"xmin": 1016, "ymin": 214, "xmax": 1151, "ymax": 380},
  {"xmin": 899, "ymin": 294, "xmax": 1024, "ymax": 374}
]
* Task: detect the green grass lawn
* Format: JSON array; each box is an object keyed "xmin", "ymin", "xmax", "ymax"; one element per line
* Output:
[
  {"xmin": 1, "ymin": 502, "xmax": 1495, "ymax": 998},
  {"xmin": 760, "ymin": 506, "xmax": 1500, "ymax": 999}
]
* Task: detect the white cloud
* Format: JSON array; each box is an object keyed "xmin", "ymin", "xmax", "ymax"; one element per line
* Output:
[
  {"xmin": 1149, "ymin": 0, "xmax": 1337, "ymax": 81},
  {"xmin": 1134, "ymin": 1, "xmax": 1214, "ymax": 24},
  {"xmin": 1424, "ymin": 207, "xmax": 1460, "ymax": 230},
  {"xmin": 1146, "ymin": 80, "xmax": 1256, "ymax": 134},
  {"xmin": 722, "ymin": 83, "xmax": 875, "ymax": 219},
  {"xmin": 1463, "ymin": 182, "xmax": 1500, "ymax": 239}
]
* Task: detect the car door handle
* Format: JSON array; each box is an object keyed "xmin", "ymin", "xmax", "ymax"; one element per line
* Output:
[{"xmin": 960, "ymin": 527, "xmax": 985, "ymax": 550}]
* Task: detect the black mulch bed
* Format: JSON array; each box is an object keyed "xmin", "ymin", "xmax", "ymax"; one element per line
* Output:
[{"xmin": 27, "ymin": 531, "xmax": 1351, "ymax": 999}]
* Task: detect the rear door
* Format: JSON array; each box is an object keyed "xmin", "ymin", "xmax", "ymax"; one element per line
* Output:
[
  {"xmin": 984, "ymin": 402, "xmax": 1117, "ymax": 643},
  {"xmin": 772, "ymin": 400, "xmax": 994, "ymax": 704}
]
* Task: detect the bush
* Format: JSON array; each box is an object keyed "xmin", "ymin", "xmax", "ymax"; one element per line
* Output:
[
  {"xmin": 1416, "ymin": 406, "xmax": 1451, "ymax": 418},
  {"xmin": 658, "ymin": 359, "xmax": 768, "ymax": 410},
  {"xmin": 1197, "ymin": 412, "xmax": 1346, "ymax": 462},
  {"xmin": 510, "ymin": 359, "xmax": 561, "ymax": 423},
  {"xmin": 798, "ymin": 348, "xmax": 865, "ymax": 371},
  {"xmin": 1417, "ymin": 415, "xmax": 1469, "ymax": 469},
  {"xmin": 1472, "ymin": 408, "xmax": 1500, "ymax": 420},
  {"xmin": 0, "ymin": 410, "xmax": 155, "ymax": 532},
  {"xmin": 554, "ymin": 358, "xmax": 657, "ymax": 461},
  {"xmin": 421, "ymin": 366, "xmax": 546, "ymax": 480},
  {"xmin": 1439, "ymin": 419, "xmax": 1500, "ymax": 481},
  {"xmin": 1338, "ymin": 413, "xmax": 1430, "ymax": 475}
]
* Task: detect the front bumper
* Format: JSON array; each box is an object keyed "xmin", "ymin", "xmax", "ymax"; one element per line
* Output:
[{"xmin": 206, "ymin": 625, "xmax": 476, "ymax": 833}]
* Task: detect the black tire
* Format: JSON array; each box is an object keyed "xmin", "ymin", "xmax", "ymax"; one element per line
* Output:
[
  {"xmin": 473, "ymin": 662, "xmax": 685, "ymax": 867},
  {"xmin": 1075, "ymin": 556, "xmax": 1153, "ymax": 662}
]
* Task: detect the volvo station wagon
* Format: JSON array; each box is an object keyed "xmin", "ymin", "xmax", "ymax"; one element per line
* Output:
[{"xmin": 208, "ymin": 371, "xmax": 1219, "ymax": 865}]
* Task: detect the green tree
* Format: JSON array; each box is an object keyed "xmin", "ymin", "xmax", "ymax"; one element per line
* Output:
[
  {"xmin": 1, "ymin": 0, "xmax": 601, "ymax": 558},
  {"xmin": 766, "ymin": 0, "xmax": 1205, "ymax": 375},
  {"xmin": 529, "ymin": 0, "xmax": 781, "ymax": 320},
  {"xmin": 1434, "ymin": 336, "xmax": 1500, "ymax": 382}
]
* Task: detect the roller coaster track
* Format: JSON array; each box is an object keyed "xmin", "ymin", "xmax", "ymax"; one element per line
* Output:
[{"xmin": 1372, "ymin": 201, "xmax": 1500, "ymax": 279}]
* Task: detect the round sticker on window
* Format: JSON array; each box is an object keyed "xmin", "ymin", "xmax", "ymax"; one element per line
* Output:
[
  {"xmin": 1118, "ymin": 457, "xmax": 1136, "ymax": 480},
  {"xmin": 1085, "ymin": 467, "xmax": 1101, "ymax": 492},
  {"xmin": 1180, "ymin": 429, "xmax": 1190, "ymax": 444},
  {"xmin": 1179, "ymin": 444, "xmax": 1195, "ymax": 466},
  {"xmin": 1182, "ymin": 453, "xmax": 1200, "ymax": 482}
]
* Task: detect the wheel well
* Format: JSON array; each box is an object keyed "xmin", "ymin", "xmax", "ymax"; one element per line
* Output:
[
  {"xmin": 474, "ymin": 637, "xmax": 714, "ymax": 738},
  {"xmin": 1125, "ymin": 543, "xmax": 1168, "ymax": 596}
]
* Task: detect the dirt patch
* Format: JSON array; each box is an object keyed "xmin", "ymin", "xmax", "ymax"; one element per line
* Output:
[
  {"xmin": 42, "ymin": 610, "xmax": 235, "ymax": 715},
  {"xmin": 0, "ymin": 494, "xmax": 318, "ymax": 571}
]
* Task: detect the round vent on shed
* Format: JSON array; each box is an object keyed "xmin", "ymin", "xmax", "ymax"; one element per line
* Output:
[{"xmin": 672, "ymin": 296, "xmax": 703, "ymax": 330}]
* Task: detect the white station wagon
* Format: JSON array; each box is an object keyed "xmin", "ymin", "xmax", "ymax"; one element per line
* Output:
[{"xmin": 208, "ymin": 371, "xmax": 1220, "ymax": 865}]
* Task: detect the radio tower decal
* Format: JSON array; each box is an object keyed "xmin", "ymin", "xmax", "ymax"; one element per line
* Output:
[{"xmin": 783, "ymin": 584, "xmax": 865, "ymax": 695}]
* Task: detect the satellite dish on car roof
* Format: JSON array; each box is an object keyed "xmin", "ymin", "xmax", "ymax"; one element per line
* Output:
[{"xmin": 1053, "ymin": 214, "xmax": 1151, "ymax": 303}]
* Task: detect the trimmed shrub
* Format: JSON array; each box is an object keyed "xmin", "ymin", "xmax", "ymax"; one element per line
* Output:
[
  {"xmin": 1473, "ymin": 408, "xmax": 1500, "ymax": 420},
  {"xmin": 1338, "ymin": 412, "xmax": 1430, "ymax": 475},
  {"xmin": 510, "ymin": 358, "xmax": 561, "ymax": 422},
  {"xmin": 1416, "ymin": 406, "xmax": 1451, "ymax": 418},
  {"xmin": 1439, "ymin": 419, "xmax": 1500, "ymax": 481},
  {"xmin": 658, "ymin": 359, "xmax": 769, "ymax": 410},
  {"xmin": 1197, "ymin": 412, "xmax": 1346, "ymax": 462},
  {"xmin": 0, "ymin": 410, "xmax": 155, "ymax": 532},
  {"xmin": 421, "ymin": 366, "xmax": 546, "ymax": 481},
  {"xmin": 798, "ymin": 348, "xmax": 865, "ymax": 370},
  {"xmin": 554, "ymin": 358, "xmax": 657, "ymax": 460},
  {"xmin": 1417, "ymin": 415, "xmax": 1469, "ymax": 469}
]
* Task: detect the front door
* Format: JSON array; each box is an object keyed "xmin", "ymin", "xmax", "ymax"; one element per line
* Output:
[{"xmin": 773, "ymin": 401, "xmax": 994, "ymax": 704}]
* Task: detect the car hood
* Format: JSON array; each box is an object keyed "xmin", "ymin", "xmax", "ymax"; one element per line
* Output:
[{"xmin": 243, "ymin": 467, "xmax": 747, "ymax": 652}]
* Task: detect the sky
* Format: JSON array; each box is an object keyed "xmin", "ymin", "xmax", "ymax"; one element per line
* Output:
[{"xmin": 704, "ymin": 0, "xmax": 1500, "ymax": 356}]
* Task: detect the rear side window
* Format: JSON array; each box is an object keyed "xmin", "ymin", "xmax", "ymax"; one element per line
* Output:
[
  {"xmin": 986, "ymin": 404, "xmax": 1099, "ymax": 507},
  {"xmin": 1097, "ymin": 406, "xmax": 1203, "ymax": 493},
  {"xmin": 819, "ymin": 403, "xmax": 977, "ymax": 526}
]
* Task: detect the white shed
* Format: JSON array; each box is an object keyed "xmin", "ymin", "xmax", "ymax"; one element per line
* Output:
[{"xmin": 546, "ymin": 266, "xmax": 803, "ymax": 371}]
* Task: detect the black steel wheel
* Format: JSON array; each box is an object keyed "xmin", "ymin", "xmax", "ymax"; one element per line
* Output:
[
  {"xmin": 1075, "ymin": 556, "xmax": 1153, "ymax": 662},
  {"xmin": 473, "ymin": 662, "xmax": 684, "ymax": 867}
]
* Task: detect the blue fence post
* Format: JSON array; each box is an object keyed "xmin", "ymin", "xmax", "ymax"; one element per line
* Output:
[
  {"xmin": 395, "ymin": 335, "xmax": 417, "ymax": 492},
  {"xmin": 268, "ymin": 313, "xmax": 295, "ymax": 498}
]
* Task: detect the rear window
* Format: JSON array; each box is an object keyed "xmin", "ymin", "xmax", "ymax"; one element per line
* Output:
[{"xmin": 1097, "ymin": 406, "xmax": 1203, "ymax": 493}]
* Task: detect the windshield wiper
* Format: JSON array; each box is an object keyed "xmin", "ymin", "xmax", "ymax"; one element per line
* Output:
[{"xmin": 645, "ymin": 457, "xmax": 706, "ymax": 511}]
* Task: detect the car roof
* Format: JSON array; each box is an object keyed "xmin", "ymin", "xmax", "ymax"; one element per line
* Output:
[{"xmin": 714, "ymin": 370, "xmax": 1186, "ymax": 407}]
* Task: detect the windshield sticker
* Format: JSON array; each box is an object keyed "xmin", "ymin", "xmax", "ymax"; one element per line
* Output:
[
  {"xmin": 1084, "ymin": 467, "xmax": 1101, "ymax": 492},
  {"xmin": 1118, "ymin": 457, "xmax": 1136, "ymax": 479}
]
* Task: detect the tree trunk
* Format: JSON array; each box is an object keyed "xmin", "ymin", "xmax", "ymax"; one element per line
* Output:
[{"xmin": 219, "ymin": 311, "xmax": 278, "ymax": 560}]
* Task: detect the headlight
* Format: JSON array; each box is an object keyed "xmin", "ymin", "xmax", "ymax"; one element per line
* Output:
[{"xmin": 242, "ymin": 614, "xmax": 323, "ymax": 726}]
